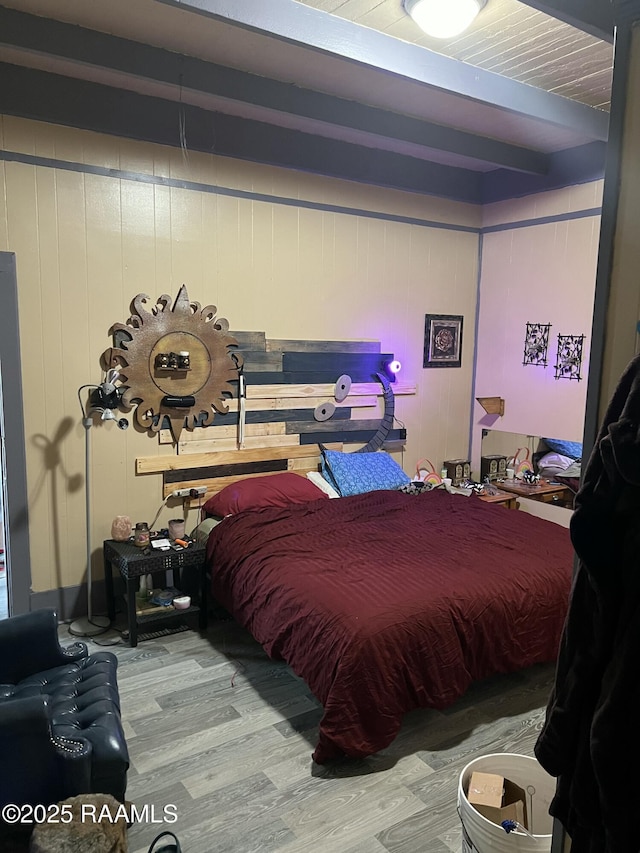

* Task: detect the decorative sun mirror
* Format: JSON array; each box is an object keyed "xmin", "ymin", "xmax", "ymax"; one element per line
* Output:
[{"xmin": 102, "ymin": 286, "xmax": 242, "ymax": 441}]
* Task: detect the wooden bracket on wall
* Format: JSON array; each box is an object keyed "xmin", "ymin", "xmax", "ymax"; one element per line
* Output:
[{"xmin": 476, "ymin": 396, "xmax": 505, "ymax": 416}]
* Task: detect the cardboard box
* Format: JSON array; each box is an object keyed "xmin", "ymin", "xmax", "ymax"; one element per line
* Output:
[{"xmin": 467, "ymin": 771, "xmax": 528, "ymax": 829}]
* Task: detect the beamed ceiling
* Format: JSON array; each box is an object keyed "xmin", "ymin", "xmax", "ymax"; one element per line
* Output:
[{"xmin": 0, "ymin": 0, "xmax": 616, "ymax": 203}]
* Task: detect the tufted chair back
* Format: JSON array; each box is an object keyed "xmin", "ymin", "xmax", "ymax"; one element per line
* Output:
[{"xmin": 0, "ymin": 609, "xmax": 129, "ymax": 809}]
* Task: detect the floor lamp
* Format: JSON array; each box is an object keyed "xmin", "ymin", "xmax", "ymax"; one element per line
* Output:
[{"xmin": 69, "ymin": 374, "xmax": 126, "ymax": 638}]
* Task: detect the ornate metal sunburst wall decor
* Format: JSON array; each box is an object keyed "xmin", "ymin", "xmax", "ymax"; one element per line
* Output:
[
  {"xmin": 102, "ymin": 285, "xmax": 242, "ymax": 440},
  {"xmin": 554, "ymin": 334, "xmax": 585, "ymax": 381},
  {"xmin": 522, "ymin": 323, "xmax": 551, "ymax": 367}
]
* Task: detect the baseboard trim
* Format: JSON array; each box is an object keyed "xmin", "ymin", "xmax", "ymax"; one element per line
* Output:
[{"xmin": 30, "ymin": 579, "xmax": 112, "ymax": 622}]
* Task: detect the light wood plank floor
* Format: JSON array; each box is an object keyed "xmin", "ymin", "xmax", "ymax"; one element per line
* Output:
[{"xmin": 68, "ymin": 614, "xmax": 556, "ymax": 853}]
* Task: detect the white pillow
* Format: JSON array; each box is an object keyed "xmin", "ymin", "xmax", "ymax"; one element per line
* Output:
[
  {"xmin": 537, "ymin": 452, "xmax": 574, "ymax": 474},
  {"xmin": 306, "ymin": 470, "xmax": 341, "ymax": 499}
]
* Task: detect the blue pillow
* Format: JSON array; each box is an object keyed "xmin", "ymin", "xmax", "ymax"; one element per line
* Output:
[
  {"xmin": 320, "ymin": 448, "xmax": 410, "ymax": 497},
  {"xmin": 542, "ymin": 438, "xmax": 583, "ymax": 460}
]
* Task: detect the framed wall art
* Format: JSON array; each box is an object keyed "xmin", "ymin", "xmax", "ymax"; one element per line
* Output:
[{"xmin": 423, "ymin": 314, "xmax": 463, "ymax": 368}]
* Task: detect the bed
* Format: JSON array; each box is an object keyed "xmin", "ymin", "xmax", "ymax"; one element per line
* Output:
[
  {"xmin": 204, "ymin": 475, "xmax": 574, "ymax": 764},
  {"xmin": 533, "ymin": 437, "xmax": 583, "ymax": 494}
]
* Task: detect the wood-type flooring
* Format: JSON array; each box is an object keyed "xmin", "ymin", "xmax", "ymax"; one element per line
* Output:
[{"xmin": 82, "ymin": 615, "xmax": 557, "ymax": 853}]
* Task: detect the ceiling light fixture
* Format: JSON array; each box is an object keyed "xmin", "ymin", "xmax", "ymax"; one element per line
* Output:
[{"xmin": 403, "ymin": 0, "xmax": 487, "ymax": 39}]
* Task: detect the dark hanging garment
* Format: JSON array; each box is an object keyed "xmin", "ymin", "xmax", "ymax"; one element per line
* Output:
[{"xmin": 535, "ymin": 352, "xmax": 640, "ymax": 853}]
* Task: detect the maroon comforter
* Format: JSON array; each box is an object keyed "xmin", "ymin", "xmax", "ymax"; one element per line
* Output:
[{"xmin": 206, "ymin": 488, "xmax": 573, "ymax": 763}]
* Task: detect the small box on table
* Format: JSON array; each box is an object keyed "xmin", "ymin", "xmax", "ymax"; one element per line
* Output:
[
  {"xmin": 481, "ymin": 455, "xmax": 507, "ymax": 481},
  {"xmin": 443, "ymin": 459, "xmax": 471, "ymax": 485}
]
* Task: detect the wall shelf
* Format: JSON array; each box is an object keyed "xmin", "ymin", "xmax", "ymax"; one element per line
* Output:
[{"xmin": 476, "ymin": 396, "xmax": 505, "ymax": 416}]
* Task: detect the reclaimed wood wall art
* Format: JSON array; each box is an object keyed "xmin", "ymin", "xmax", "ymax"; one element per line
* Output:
[
  {"xmin": 107, "ymin": 285, "xmax": 414, "ymax": 500},
  {"xmin": 135, "ymin": 331, "xmax": 414, "ymax": 502}
]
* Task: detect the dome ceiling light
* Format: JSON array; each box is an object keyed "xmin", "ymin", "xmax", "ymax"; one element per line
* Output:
[{"xmin": 403, "ymin": 0, "xmax": 488, "ymax": 39}]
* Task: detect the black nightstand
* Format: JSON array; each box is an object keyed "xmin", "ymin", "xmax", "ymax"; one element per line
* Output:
[{"xmin": 103, "ymin": 539, "xmax": 208, "ymax": 647}]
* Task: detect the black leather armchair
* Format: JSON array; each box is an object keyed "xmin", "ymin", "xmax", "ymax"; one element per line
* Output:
[{"xmin": 0, "ymin": 609, "xmax": 129, "ymax": 808}]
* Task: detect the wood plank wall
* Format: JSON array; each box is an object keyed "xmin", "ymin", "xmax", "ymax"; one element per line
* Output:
[{"xmin": 136, "ymin": 335, "xmax": 415, "ymax": 503}]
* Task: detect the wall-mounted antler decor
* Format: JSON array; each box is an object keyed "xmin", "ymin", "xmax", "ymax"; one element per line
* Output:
[{"xmin": 102, "ymin": 285, "xmax": 242, "ymax": 441}]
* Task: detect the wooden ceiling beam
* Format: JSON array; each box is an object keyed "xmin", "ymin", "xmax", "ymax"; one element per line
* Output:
[
  {"xmin": 156, "ymin": 0, "xmax": 609, "ymax": 141},
  {"xmin": 0, "ymin": 5, "xmax": 548, "ymax": 175},
  {"xmin": 517, "ymin": 0, "xmax": 614, "ymax": 43}
]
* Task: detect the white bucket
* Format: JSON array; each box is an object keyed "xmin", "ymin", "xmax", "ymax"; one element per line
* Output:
[{"xmin": 458, "ymin": 753, "xmax": 554, "ymax": 853}]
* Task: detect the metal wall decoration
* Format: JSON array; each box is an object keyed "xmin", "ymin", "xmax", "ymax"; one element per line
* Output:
[
  {"xmin": 522, "ymin": 323, "xmax": 551, "ymax": 367},
  {"xmin": 554, "ymin": 334, "xmax": 585, "ymax": 381},
  {"xmin": 150, "ymin": 338, "xmax": 409, "ymax": 501},
  {"xmin": 313, "ymin": 373, "xmax": 352, "ymax": 422},
  {"xmin": 314, "ymin": 401, "xmax": 336, "ymax": 421},
  {"xmin": 423, "ymin": 314, "xmax": 463, "ymax": 368},
  {"xmin": 355, "ymin": 372, "xmax": 395, "ymax": 453},
  {"xmin": 103, "ymin": 285, "xmax": 242, "ymax": 441},
  {"xmin": 155, "ymin": 342, "xmax": 405, "ymax": 456}
]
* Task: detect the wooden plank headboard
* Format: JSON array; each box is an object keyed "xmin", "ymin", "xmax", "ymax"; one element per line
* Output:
[{"xmin": 137, "ymin": 442, "xmax": 343, "ymax": 501}]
